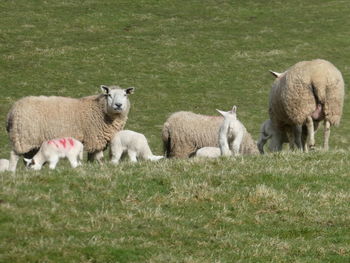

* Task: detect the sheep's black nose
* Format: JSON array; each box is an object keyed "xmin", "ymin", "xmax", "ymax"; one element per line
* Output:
[{"xmin": 115, "ymin": 103, "xmax": 122, "ymax": 108}]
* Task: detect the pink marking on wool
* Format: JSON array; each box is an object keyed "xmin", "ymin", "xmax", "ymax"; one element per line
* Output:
[
  {"xmin": 68, "ymin": 138, "xmax": 74, "ymax": 147},
  {"xmin": 48, "ymin": 140, "xmax": 60, "ymax": 148},
  {"xmin": 59, "ymin": 138, "xmax": 67, "ymax": 148}
]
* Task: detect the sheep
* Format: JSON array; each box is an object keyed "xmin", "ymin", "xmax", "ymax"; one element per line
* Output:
[
  {"xmin": 217, "ymin": 106, "xmax": 259, "ymax": 156},
  {"xmin": 257, "ymin": 119, "xmax": 318, "ymax": 153},
  {"xmin": 6, "ymin": 85, "xmax": 134, "ymax": 172},
  {"xmin": 0, "ymin": 159, "xmax": 9, "ymax": 172},
  {"xmin": 194, "ymin": 147, "xmax": 221, "ymax": 158},
  {"xmin": 268, "ymin": 59, "xmax": 344, "ymax": 152},
  {"xmin": 162, "ymin": 111, "xmax": 224, "ymax": 158},
  {"xmin": 162, "ymin": 108, "xmax": 258, "ymax": 158},
  {"xmin": 110, "ymin": 130, "xmax": 163, "ymax": 164},
  {"xmin": 24, "ymin": 137, "xmax": 84, "ymax": 170}
]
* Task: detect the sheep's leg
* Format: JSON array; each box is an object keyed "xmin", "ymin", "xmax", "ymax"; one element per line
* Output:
[
  {"xmin": 127, "ymin": 150, "xmax": 138, "ymax": 162},
  {"xmin": 219, "ymin": 133, "xmax": 231, "ymax": 156},
  {"xmin": 88, "ymin": 151, "xmax": 104, "ymax": 165},
  {"xmin": 8, "ymin": 150, "xmax": 19, "ymax": 172},
  {"xmin": 323, "ymin": 120, "xmax": 330, "ymax": 151},
  {"xmin": 306, "ymin": 116, "xmax": 315, "ymax": 151},
  {"xmin": 292, "ymin": 125, "xmax": 303, "ymax": 151},
  {"xmin": 269, "ymin": 133, "xmax": 283, "ymax": 152},
  {"xmin": 257, "ymin": 134, "xmax": 269, "ymax": 154}
]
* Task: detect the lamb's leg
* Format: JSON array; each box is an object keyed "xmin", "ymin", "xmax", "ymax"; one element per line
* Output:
[
  {"xmin": 68, "ymin": 156, "xmax": 79, "ymax": 168},
  {"xmin": 306, "ymin": 116, "xmax": 315, "ymax": 151},
  {"xmin": 323, "ymin": 120, "xmax": 330, "ymax": 151},
  {"xmin": 127, "ymin": 150, "xmax": 138, "ymax": 162},
  {"xmin": 48, "ymin": 156, "xmax": 59, "ymax": 169},
  {"xmin": 8, "ymin": 150, "xmax": 19, "ymax": 172},
  {"xmin": 111, "ymin": 148, "xmax": 123, "ymax": 164},
  {"xmin": 231, "ymin": 132, "xmax": 243, "ymax": 156}
]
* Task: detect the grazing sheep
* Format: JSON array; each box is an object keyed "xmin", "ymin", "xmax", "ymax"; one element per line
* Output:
[
  {"xmin": 194, "ymin": 147, "xmax": 221, "ymax": 158},
  {"xmin": 257, "ymin": 119, "xmax": 317, "ymax": 153},
  {"xmin": 0, "ymin": 159, "xmax": 9, "ymax": 172},
  {"xmin": 7, "ymin": 85, "xmax": 134, "ymax": 172},
  {"xmin": 162, "ymin": 111, "xmax": 224, "ymax": 158},
  {"xmin": 269, "ymin": 59, "xmax": 344, "ymax": 152},
  {"xmin": 110, "ymin": 130, "xmax": 164, "ymax": 164},
  {"xmin": 24, "ymin": 137, "xmax": 84, "ymax": 170},
  {"xmin": 217, "ymin": 106, "xmax": 259, "ymax": 156}
]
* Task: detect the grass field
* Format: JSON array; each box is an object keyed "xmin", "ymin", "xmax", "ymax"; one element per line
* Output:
[{"xmin": 1, "ymin": 0, "xmax": 350, "ymax": 262}]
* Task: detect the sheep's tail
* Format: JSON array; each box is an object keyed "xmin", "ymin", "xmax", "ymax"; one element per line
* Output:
[{"xmin": 162, "ymin": 122, "xmax": 171, "ymax": 158}]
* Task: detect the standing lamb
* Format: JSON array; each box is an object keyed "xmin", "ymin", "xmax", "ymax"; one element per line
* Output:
[
  {"xmin": 162, "ymin": 111, "xmax": 224, "ymax": 158},
  {"xmin": 257, "ymin": 119, "xmax": 316, "ymax": 154},
  {"xmin": 268, "ymin": 59, "xmax": 344, "ymax": 152},
  {"xmin": 110, "ymin": 130, "xmax": 164, "ymax": 164},
  {"xmin": 217, "ymin": 106, "xmax": 259, "ymax": 156},
  {"xmin": 24, "ymin": 137, "xmax": 84, "ymax": 170},
  {"xmin": 0, "ymin": 159, "xmax": 9, "ymax": 172},
  {"xmin": 7, "ymin": 85, "xmax": 134, "ymax": 172}
]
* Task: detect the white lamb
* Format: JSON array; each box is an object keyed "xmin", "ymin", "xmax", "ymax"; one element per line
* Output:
[
  {"xmin": 0, "ymin": 159, "xmax": 9, "ymax": 172},
  {"xmin": 24, "ymin": 137, "xmax": 84, "ymax": 170},
  {"xmin": 110, "ymin": 130, "xmax": 164, "ymax": 164},
  {"xmin": 217, "ymin": 105, "xmax": 258, "ymax": 156},
  {"xmin": 194, "ymin": 147, "xmax": 221, "ymax": 158}
]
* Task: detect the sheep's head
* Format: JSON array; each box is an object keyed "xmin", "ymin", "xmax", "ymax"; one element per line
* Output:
[
  {"xmin": 24, "ymin": 158, "xmax": 41, "ymax": 170},
  {"xmin": 101, "ymin": 85, "xmax": 135, "ymax": 115}
]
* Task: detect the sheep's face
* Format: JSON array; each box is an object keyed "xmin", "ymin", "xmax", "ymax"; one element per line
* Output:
[{"xmin": 101, "ymin": 85, "xmax": 134, "ymax": 115}]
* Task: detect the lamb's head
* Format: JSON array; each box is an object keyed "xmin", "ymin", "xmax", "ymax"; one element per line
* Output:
[
  {"xmin": 101, "ymin": 85, "xmax": 135, "ymax": 115},
  {"xmin": 216, "ymin": 105, "xmax": 237, "ymax": 121},
  {"xmin": 24, "ymin": 158, "xmax": 41, "ymax": 170}
]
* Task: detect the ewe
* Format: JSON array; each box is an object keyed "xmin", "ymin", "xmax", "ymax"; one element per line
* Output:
[{"xmin": 7, "ymin": 85, "xmax": 134, "ymax": 171}]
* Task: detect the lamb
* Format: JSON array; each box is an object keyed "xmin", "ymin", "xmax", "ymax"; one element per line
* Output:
[
  {"xmin": 194, "ymin": 147, "xmax": 221, "ymax": 158},
  {"xmin": 0, "ymin": 159, "xmax": 9, "ymax": 172},
  {"xmin": 110, "ymin": 130, "xmax": 164, "ymax": 164},
  {"xmin": 7, "ymin": 85, "xmax": 134, "ymax": 172},
  {"xmin": 24, "ymin": 137, "xmax": 84, "ymax": 170},
  {"xmin": 217, "ymin": 106, "xmax": 259, "ymax": 156},
  {"xmin": 162, "ymin": 111, "xmax": 224, "ymax": 158},
  {"xmin": 268, "ymin": 59, "xmax": 344, "ymax": 152},
  {"xmin": 257, "ymin": 119, "xmax": 316, "ymax": 153}
]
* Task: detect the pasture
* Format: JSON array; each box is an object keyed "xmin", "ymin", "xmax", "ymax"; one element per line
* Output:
[{"xmin": 1, "ymin": 0, "xmax": 350, "ymax": 262}]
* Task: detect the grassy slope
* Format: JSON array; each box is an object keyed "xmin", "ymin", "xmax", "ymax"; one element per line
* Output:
[{"xmin": 0, "ymin": 0, "xmax": 350, "ymax": 262}]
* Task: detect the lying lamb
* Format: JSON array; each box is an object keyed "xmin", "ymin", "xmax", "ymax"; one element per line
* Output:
[
  {"xmin": 217, "ymin": 106, "xmax": 259, "ymax": 156},
  {"xmin": 0, "ymin": 159, "xmax": 9, "ymax": 172},
  {"xmin": 110, "ymin": 130, "xmax": 164, "ymax": 164},
  {"xmin": 194, "ymin": 147, "xmax": 221, "ymax": 158},
  {"xmin": 24, "ymin": 137, "xmax": 84, "ymax": 170}
]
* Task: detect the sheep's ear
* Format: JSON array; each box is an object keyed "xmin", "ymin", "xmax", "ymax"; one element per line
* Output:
[
  {"xmin": 269, "ymin": 70, "xmax": 282, "ymax": 78},
  {"xmin": 216, "ymin": 109, "xmax": 227, "ymax": 117},
  {"xmin": 125, "ymin": 87, "xmax": 135, "ymax": 95},
  {"xmin": 100, "ymin": 85, "xmax": 110, "ymax": 94}
]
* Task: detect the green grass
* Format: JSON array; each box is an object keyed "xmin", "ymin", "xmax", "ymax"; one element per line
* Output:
[{"xmin": 1, "ymin": 0, "xmax": 350, "ymax": 262}]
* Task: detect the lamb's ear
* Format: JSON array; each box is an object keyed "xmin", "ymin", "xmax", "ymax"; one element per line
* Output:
[
  {"xmin": 100, "ymin": 85, "xmax": 110, "ymax": 94},
  {"xmin": 24, "ymin": 158, "xmax": 32, "ymax": 167},
  {"xmin": 269, "ymin": 70, "xmax": 282, "ymax": 78},
  {"xmin": 216, "ymin": 109, "xmax": 227, "ymax": 117},
  {"xmin": 231, "ymin": 105, "xmax": 237, "ymax": 113},
  {"xmin": 125, "ymin": 87, "xmax": 135, "ymax": 95}
]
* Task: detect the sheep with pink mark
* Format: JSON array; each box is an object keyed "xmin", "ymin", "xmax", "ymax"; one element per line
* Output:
[
  {"xmin": 268, "ymin": 59, "xmax": 344, "ymax": 152},
  {"xmin": 6, "ymin": 85, "xmax": 135, "ymax": 172}
]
